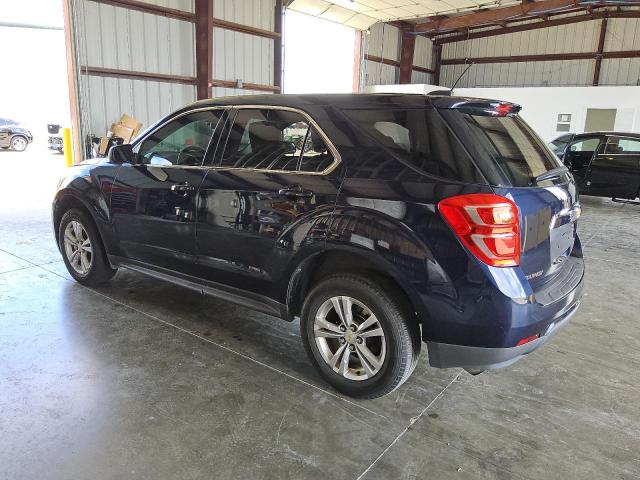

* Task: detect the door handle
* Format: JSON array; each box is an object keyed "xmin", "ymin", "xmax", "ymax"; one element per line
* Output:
[
  {"xmin": 278, "ymin": 186, "xmax": 313, "ymax": 199},
  {"xmin": 170, "ymin": 183, "xmax": 196, "ymax": 195}
]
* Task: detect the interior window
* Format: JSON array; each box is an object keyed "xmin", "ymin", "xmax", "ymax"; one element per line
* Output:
[
  {"xmin": 298, "ymin": 126, "xmax": 335, "ymax": 172},
  {"xmin": 604, "ymin": 137, "xmax": 640, "ymax": 154},
  {"xmin": 569, "ymin": 138, "xmax": 600, "ymax": 153},
  {"xmin": 138, "ymin": 110, "xmax": 223, "ymax": 167},
  {"xmin": 220, "ymin": 109, "xmax": 311, "ymax": 171},
  {"xmin": 548, "ymin": 135, "xmax": 572, "ymax": 155}
]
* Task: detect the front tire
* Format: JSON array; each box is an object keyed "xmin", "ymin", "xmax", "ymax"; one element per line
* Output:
[
  {"xmin": 300, "ymin": 274, "xmax": 421, "ymax": 399},
  {"xmin": 10, "ymin": 136, "xmax": 28, "ymax": 152},
  {"xmin": 59, "ymin": 209, "xmax": 117, "ymax": 286}
]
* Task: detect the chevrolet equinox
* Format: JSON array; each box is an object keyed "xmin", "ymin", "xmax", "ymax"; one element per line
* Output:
[{"xmin": 53, "ymin": 94, "xmax": 585, "ymax": 398}]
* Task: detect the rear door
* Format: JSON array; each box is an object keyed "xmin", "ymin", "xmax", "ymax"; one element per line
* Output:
[
  {"xmin": 587, "ymin": 136, "xmax": 640, "ymax": 199},
  {"xmin": 111, "ymin": 108, "xmax": 226, "ymax": 273},
  {"xmin": 195, "ymin": 106, "xmax": 341, "ymax": 299},
  {"xmin": 563, "ymin": 135, "xmax": 603, "ymax": 191}
]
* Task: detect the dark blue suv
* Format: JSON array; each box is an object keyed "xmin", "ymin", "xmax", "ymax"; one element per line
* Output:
[{"xmin": 53, "ymin": 94, "xmax": 584, "ymax": 398}]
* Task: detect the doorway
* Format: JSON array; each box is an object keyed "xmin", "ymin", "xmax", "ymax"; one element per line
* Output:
[{"xmin": 585, "ymin": 109, "xmax": 616, "ymax": 132}]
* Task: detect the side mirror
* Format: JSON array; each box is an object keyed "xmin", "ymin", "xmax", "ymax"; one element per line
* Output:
[{"xmin": 108, "ymin": 144, "xmax": 136, "ymax": 164}]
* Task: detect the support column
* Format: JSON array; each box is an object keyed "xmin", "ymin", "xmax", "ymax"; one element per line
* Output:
[
  {"xmin": 274, "ymin": 0, "xmax": 283, "ymax": 91},
  {"xmin": 398, "ymin": 29, "xmax": 415, "ymax": 84},
  {"xmin": 593, "ymin": 17, "xmax": 608, "ymax": 86},
  {"xmin": 353, "ymin": 31, "xmax": 363, "ymax": 92},
  {"xmin": 433, "ymin": 44, "xmax": 442, "ymax": 86},
  {"xmin": 195, "ymin": 0, "xmax": 213, "ymax": 100},
  {"xmin": 62, "ymin": 0, "xmax": 83, "ymax": 163}
]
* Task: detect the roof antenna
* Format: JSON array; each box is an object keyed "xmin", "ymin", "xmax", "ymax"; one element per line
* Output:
[{"xmin": 449, "ymin": 62, "xmax": 474, "ymax": 96}]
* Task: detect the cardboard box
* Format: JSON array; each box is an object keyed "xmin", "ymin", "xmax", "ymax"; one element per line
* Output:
[
  {"xmin": 98, "ymin": 137, "xmax": 110, "ymax": 156},
  {"xmin": 110, "ymin": 123, "xmax": 135, "ymax": 143},
  {"xmin": 98, "ymin": 113, "xmax": 143, "ymax": 156},
  {"xmin": 118, "ymin": 114, "xmax": 143, "ymax": 134}
]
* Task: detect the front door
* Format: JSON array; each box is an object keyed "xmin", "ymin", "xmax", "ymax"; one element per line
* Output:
[
  {"xmin": 195, "ymin": 107, "xmax": 342, "ymax": 300},
  {"xmin": 588, "ymin": 136, "xmax": 640, "ymax": 199},
  {"xmin": 563, "ymin": 135, "xmax": 603, "ymax": 192},
  {"xmin": 111, "ymin": 108, "xmax": 226, "ymax": 273}
]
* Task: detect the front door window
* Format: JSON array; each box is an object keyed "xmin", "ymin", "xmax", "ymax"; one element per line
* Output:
[{"xmin": 138, "ymin": 110, "xmax": 224, "ymax": 166}]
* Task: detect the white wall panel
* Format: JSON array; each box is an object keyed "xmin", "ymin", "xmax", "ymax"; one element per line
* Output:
[
  {"xmin": 213, "ymin": 29, "xmax": 274, "ymax": 85},
  {"xmin": 605, "ymin": 18, "xmax": 640, "ymax": 51}
]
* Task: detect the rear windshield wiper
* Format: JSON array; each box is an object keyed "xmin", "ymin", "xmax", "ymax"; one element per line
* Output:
[{"xmin": 534, "ymin": 166, "xmax": 569, "ymax": 183}]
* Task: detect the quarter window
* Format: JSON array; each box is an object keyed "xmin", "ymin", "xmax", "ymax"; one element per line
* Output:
[
  {"xmin": 345, "ymin": 108, "xmax": 483, "ymax": 182},
  {"xmin": 138, "ymin": 110, "xmax": 224, "ymax": 166}
]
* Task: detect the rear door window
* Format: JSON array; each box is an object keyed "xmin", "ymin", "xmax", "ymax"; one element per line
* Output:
[
  {"xmin": 343, "ymin": 108, "xmax": 483, "ymax": 183},
  {"xmin": 604, "ymin": 136, "xmax": 640, "ymax": 154},
  {"xmin": 219, "ymin": 108, "xmax": 335, "ymax": 173}
]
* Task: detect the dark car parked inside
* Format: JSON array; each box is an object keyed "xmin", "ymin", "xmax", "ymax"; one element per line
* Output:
[
  {"xmin": 53, "ymin": 94, "xmax": 584, "ymax": 398},
  {"xmin": 549, "ymin": 131, "xmax": 640, "ymax": 200},
  {"xmin": 0, "ymin": 118, "xmax": 33, "ymax": 152}
]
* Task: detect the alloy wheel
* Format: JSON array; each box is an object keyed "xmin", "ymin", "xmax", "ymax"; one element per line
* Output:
[
  {"xmin": 11, "ymin": 137, "xmax": 27, "ymax": 151},
  {"xmin": 313, "ymin": 296, "xmax": 386, "ymax": 381},
  {"xmin": 63, "ymin": 220, "xmax": 93, "ymax": 275}
]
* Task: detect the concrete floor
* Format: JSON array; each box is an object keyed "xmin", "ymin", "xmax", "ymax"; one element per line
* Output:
[{"xmin": 1, "ymin": 144, "xmax": 639, "ymax": 480}]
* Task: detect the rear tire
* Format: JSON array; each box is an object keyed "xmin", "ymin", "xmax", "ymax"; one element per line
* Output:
[
  {"xmin": 300, "ymin": 274, "xmax": 421, "ymax": 399},
  {"xmin": 58, "ymin": 208, "xmax": 117, "ymax": 286}
]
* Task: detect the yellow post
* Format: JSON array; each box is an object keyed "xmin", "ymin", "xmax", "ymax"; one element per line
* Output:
[{"xmin": 62, "ymin": 127, "xmax": 73, "ymax": 167}]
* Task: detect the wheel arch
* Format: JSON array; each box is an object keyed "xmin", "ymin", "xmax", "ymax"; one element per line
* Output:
[
  {"xmin": 285, "ymin": 247, "xmax": 428, "ymax": 333},
  {"xmin": 53, "ymin": 192, "xmax": 110, "ymax": 257}
]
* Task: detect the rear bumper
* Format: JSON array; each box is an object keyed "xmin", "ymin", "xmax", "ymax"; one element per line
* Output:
[{"xmin": 427, "ymin": 297, "xmax": 580, "ymax": 370}]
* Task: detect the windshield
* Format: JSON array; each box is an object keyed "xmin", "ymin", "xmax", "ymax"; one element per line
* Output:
[{"xmin": 442, "ymin": 111, "xmax": 563, "ymax": 187}]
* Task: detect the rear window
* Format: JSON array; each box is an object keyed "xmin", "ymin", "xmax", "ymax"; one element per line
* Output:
[
  {"xmin": 343, "ymin": 108, "xmax": 483, "ymax": 183},
  {"xmin": 444, "ymin": 111, "xmax": 562, "ymax": 187}
]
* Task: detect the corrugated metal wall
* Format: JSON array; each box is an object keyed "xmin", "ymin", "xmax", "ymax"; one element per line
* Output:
[
  {"xmin": 73, "ymin": 0, "xmax": 276, "ymax": 145},
  {"xmin": 439, "ymin": 12, "xmax": 640, "ymax": 88},
  {"xmin": 412, "ymin": 35, "xmax": 433, "ymax": 84},
  {"xmin": 212, "ymin": 0, "xmax": 275, "ymax": 98},
  {"xmin": 363, "ymin": 23, "xmax": 434, "ymax": 86},
  {"xmin": 363, "ymin": 23, "xmax": 399, "ymax": 86},
  {"xmin": 601, "ymin": 17, "xmax": 640, "ymax": 86},
  {"xmin": 73, "ymin": 0, "xmax": 196, "ymax": 137}
]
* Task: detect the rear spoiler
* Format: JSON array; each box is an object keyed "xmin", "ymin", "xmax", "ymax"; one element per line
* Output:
[{"xmin": 444, "ymin": 100, "xmax": 522, "ymax": 117}]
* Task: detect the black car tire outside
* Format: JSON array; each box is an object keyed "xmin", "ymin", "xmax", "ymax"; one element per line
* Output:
[
  {"xmin": 301, "ymin": 274, "xmax": 421, "ymax": 399},
  {"xmin": 10, "ymin": 135, "xmax": 28, "ymax": 152},
  {"xmin": 59, "ymin": 209, "xmax": 117, "ymax": 286}
]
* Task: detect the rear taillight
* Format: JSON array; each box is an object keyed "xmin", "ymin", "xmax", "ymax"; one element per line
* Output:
[{"xmin": 438, "ymin": 193, "xmax": 520, "ymax": 267}]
